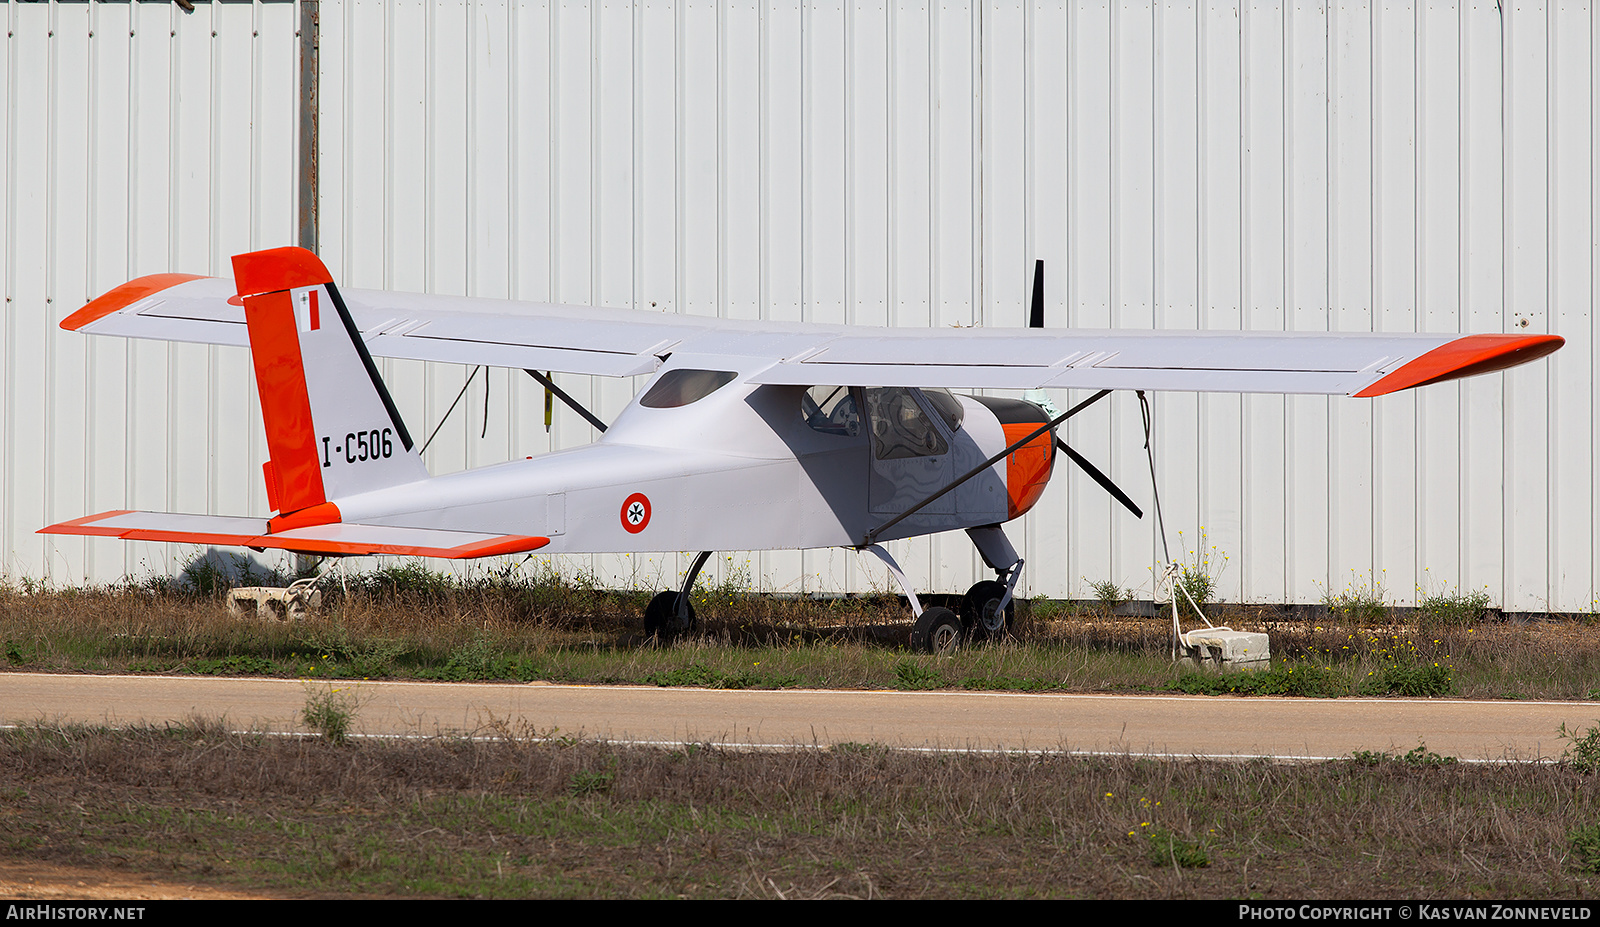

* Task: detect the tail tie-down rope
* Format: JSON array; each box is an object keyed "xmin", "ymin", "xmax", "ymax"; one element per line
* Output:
[{"xmin": 1137, "ymin": 390, "xmax": 1223, "ymax": 662}]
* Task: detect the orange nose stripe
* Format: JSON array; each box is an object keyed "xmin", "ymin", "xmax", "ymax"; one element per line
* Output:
[{"xmin": 1000, "ymin": 423, "xmax": 1055, "ymax": 519}]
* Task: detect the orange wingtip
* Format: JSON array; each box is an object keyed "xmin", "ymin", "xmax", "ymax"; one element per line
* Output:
[
  {"xmin": 37, "ymin": 511, "xmax": 136, "ymax": 536},
  {"xmin": 231, "ymin": 246, "xmax": 334, "ymax": 299},
  {"xmin": 1354, "ymin": 334, "xmax": 1565, "ymax": 397},
  {"xmin": 61, "ymin": 274, "xmax": 208, "ymax": 331}
]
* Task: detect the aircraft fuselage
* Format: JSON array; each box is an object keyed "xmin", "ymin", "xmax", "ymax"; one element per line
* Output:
[{"xmin": 332, "ymin": 354, "xmax": 1056, "ymax": 554}]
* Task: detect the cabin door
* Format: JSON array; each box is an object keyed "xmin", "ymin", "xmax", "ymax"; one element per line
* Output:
[{"xmin": 864, "ymin": 387, "xmax": 955, "ymax": 516}]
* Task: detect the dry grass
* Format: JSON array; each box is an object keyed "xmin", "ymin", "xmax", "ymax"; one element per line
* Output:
[
  {"xmin": 6, "ymin": 574, "xmax": 1600, "ymax": 897},
  {"xmin": 2, "ymin": 721, "xmax": 1598, "ymax": 898},
  {"xmin": 3, "ymin": 574, "xmax": 1600, "ymax": 699}
]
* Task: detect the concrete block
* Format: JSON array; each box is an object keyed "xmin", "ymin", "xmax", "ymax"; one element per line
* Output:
[
  {"xmin": 226, "ymin": 578, "xmax": 322, "ymax": 621},
  {"xmin": 1180, "ymin": 628, "xmax": 1270, "ymax": 671}
]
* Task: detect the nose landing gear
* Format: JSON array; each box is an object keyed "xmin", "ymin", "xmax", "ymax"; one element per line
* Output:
[
  {"xmin": 864, "ymin": 526, "xmax": 1025, "ymax": 653},
  {"xmin": 961, "ymin": 580, "xmax": 1015, "ymax": 642}
]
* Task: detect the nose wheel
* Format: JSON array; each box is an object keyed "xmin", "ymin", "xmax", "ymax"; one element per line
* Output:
[
  {"xmin": 961, "ymin": 580, "xmax": 1015, "ymax": 641},
  {"xmin": 860, "ymin": 534, "xmax": 1024, "ymax": 654}
]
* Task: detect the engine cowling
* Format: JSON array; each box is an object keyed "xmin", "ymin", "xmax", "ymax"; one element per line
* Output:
[{"xmin": 968, "ymin": 396, "xmax": 1057, "ymax": 519}]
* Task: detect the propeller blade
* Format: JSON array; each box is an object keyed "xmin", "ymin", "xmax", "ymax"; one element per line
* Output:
[
  {"xmin": 1055, "ymin": 438, "xmax": 1143, "ymax": 519},
  {"xmin": 1029, "ymin": 259, "xmax": 1045, "ymax": 329}
]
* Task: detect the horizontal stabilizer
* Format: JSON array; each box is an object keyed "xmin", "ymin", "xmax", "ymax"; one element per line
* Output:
[{"xmin": 41, "ymin": 511, "xmax": 548, "ymax": 560}]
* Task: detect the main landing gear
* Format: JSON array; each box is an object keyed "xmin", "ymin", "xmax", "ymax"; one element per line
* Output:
[
  {"xmin": 644, "ymin": 550, "xmax": 710, "ymax": 643},
  {"xmin": 867, "ymin": 525, "xmax": 1024, "ymax": 654},
  {"xmin": 648, "ymin": 527, "xmax": 1023, "ymax": 653}
]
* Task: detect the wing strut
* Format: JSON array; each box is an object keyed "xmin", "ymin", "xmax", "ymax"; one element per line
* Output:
[
  {"xmin": 524, "ymin": 369, "xmax": 608, "ymax": 433},
  {"xmin": 419, "ymin": 365, "xmax": 483, "ymax": 456}
]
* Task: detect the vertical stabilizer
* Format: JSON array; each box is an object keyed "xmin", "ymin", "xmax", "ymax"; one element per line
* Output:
[{"xmin": 233, "ymin": 247, "xmax": 427, "ymax": 531}]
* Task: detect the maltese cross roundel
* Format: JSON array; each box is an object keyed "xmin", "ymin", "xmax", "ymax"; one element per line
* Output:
[{"xmin": 620, "ymin": 492, "xmax": 651, "ymax": 534}]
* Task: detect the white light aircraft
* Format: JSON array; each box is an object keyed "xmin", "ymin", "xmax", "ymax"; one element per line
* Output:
[{"xmin": 42, "ymin": 247, "xmax": 1563, "ymax": 650}]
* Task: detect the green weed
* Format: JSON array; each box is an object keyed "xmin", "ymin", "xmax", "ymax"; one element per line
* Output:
[
  {"xmin": 1356, "ymin": 633, "xmax": 1455, "ymax": 697},
  {"xmin": 1570, "ymin": 824, "xmax": 1600, "ymax": 874},
  {"xmin": 345, "ymin": 638, "xmax": 410, "ymax": 679},
  {"xmin": 1361, "ymin": 662, "xmax": 1455, "ymax": 697},
  {"xmin": 1172, "ymin": 530, "xmax": 1227, "ymax": 621},
  {"xmin": 646, "ymin": 663, "xmax": 753, "ymax": 689},
  {"xmin": 959, "ymin": 675, "xmax": 1060, "ymax": 692},
  {"xmin": 1559, "ymin": 722, "xmax": 1600, "ymax": 774},
  {"xmin": 1142, "ymin": 826, "xmax": 1210, "ymax": 869},
  {"xmin": 831, "ymin": 741, "xmax": 889, "ymax": 756},
  {"xmin": 300, "ymin": 685, "xmax": 360, "ymax": 744},
  {"xmin": 1322, "ymin": 575, "xmax": 1389, "ymax": 627},
  {"xmin": 566, "ymin": 763, "xmax": 616, "ymax": 797},
  {"xmin": 693, "ymin": 556, "xmax": 757, "ymax": 615},
  {"xmin": 1089, "ymin": 579, "xmax": 1129, "ymax": 617},
  {"xmin": 1400, "ymin": 744, "xmax": 1458, "ymax": 767},
  {"xmin": 4, "ymin": 639, "xmax": 35, "ymax": 665},
  {"xmin": 1349, "ymin": 744, "xmax": 1457, "ymax": 767},
  {"xmin": 188, "ymin": 655, "xmax": 278, "ymax": 676},
  {"xmin": 893, "ymin": 659, "xmax": 944, "ymax": 691},
  {"xmin": 1417, "ymin": 586, "xmax": 1493, "ymax": 628},
  {"xmin": 180, "ymin": 554, "xmax": 282, "ymax": 596},
  {"xmin": 421, "ymin": 632, "xmax": 539, "ymax": 682},
  {"xmin": 1170, "ymin": 662, "xmax": 1348, "ymax": 698}
]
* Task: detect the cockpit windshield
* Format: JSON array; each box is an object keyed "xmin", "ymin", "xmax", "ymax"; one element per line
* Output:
[
  {"xmin": 864, "ymin": 387, "xmax": 949, "ymax": 460},
  {"xmin": 919, "ymin": 387, "xmax": 965, "ymax": 433}
]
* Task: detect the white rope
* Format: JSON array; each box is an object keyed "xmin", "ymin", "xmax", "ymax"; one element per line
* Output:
[
  {"xmin": 1139, "ymin": 390, "xmax": 1220, "ymax": 662},
  {"xmin": 1153, "ymin": 560, "xmax": 1223, "ymax": 662}
]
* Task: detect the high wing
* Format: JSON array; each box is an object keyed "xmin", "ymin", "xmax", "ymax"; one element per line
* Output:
[{"xmin": 65, "ymin": 266, "xmax": 1563, "ymax": 397}]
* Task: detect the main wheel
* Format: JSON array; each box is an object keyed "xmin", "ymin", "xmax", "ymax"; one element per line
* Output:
[
  {"xmin": 643, "ymin": 591, "xmax": 697, "ymax": 642},
  {"xmin": 910, "ymin": 606, "xmax": 964, "ymax": 654},
  {"xmin": 961, "ymin": 580, "xmax": 1015, "ymax": 642}
]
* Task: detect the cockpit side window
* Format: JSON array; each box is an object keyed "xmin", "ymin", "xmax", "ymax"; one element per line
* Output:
[
  {"xmin": 801, "ymin": 385, "xmax": 862, "ymax": 436},
  {"xmin": 639, "ymin": 369, "xmax": 737, "ymax": 408},
  {"xmin": 864, "ymin": 387, "xmax": 949, "ymax": 460}
]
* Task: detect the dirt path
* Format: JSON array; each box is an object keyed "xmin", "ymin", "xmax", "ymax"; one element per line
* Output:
[{"xmin": 0, "ymin": 860, "xmax": 282, "ymax": 900}]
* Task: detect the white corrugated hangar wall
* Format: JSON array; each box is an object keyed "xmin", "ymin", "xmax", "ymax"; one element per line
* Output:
[{"xmin": 3, "ymin": 0, "xmax": 1596, "ymax": 615}]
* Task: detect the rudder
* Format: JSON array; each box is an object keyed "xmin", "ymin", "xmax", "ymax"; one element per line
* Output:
[{"xmin": 233, "ymin": 247, "xmax": 427, "ymax": 530}]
